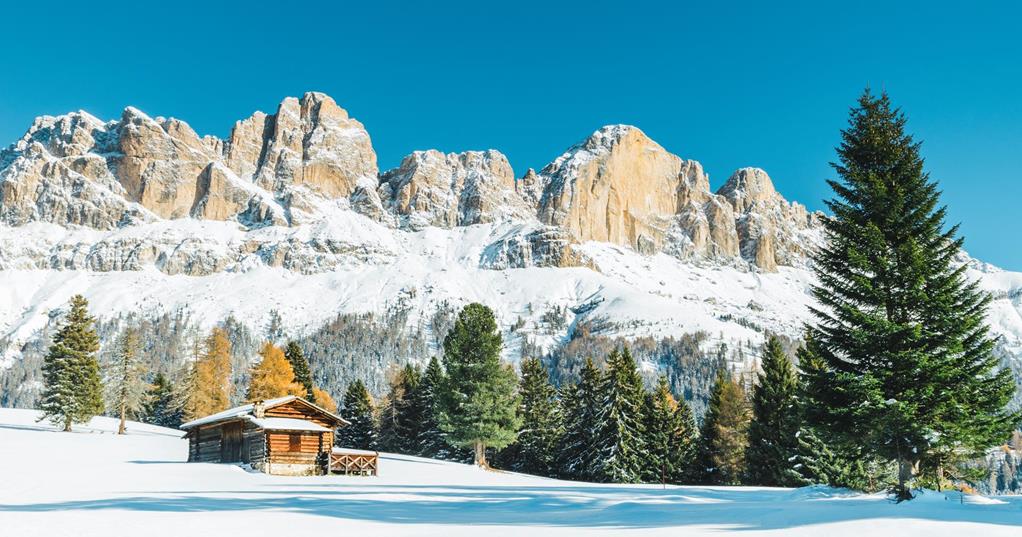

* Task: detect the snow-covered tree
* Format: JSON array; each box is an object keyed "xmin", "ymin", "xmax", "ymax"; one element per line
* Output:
[
  {"xmin": 556, "ymin": 357, "xmax": 603, "ymax": 481},
  {"xmin": 337, "ymin": 379, "xmax": 378, "ymax": 449},
  {"xmin": 503, "ymin": 357, "xmax": 561, "ymax": 476},
  {"xmin": 590, "ymin": 347, "xmax": 646, "ymax": 483},
  {"xmin": 140, "ymin": 372, "xmax": 183, "ymax": 428},
  {"xmin": 39, "ymin": 295, "xmax": 105, "ymax": 432},
  {"xmin": 644, "ymin": 376, "xmax": 698, "ymax": 484}
]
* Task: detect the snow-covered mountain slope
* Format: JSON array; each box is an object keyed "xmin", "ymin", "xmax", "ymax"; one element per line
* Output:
[
  {"xmin": 2, "ymin": 92, "xmax": 1022, "ymax": 389},
  {"xmin": 1, "ymin": 408, "xmax": 1019, "ymax": 536}
]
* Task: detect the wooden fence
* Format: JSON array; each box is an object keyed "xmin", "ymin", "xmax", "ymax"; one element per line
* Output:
[{"xmin": 329, "ymin": 451, "xmax": 379, "ymax": 476}]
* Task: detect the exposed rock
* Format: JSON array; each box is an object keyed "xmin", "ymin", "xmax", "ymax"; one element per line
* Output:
[
  {"xmin": 480, "ymin": 225, "xmax": 590, "ymax": 269},
  {"xmin": 380, "ymin": 149, "xmax": 533, "ymax": 230}
]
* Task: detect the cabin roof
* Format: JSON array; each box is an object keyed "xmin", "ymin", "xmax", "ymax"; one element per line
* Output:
[
  {"xmin": 179, "ymin": 395, "xmax": 348, "ymax": 429},
  {"xmin": 247, "ymin": 417, "xmax": 331, "ymax": 432}
]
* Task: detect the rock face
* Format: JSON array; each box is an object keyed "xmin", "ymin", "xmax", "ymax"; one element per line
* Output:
[
  {"xmin": 379, "ymin": 150, "xmax": 534, "ymax": 229},
  {"xmin": 0, "ymin": 93, "xmax": 823, "ymax": 275},
  {"xmin": 532, "ymin": 125, "xmax": 819, "ymax": 270}
]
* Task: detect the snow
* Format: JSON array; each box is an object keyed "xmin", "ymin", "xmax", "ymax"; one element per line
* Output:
[
  {"xmin": 179, "ymin": 396, "xmax": 296, "ymax": 429},
  {"xmin": 1, "ymin": 408, "xmax": 1020, "ymax": 537},
  {"xmin": 246, "ymin": 417, "xmax": 330, "ymax": 432}
]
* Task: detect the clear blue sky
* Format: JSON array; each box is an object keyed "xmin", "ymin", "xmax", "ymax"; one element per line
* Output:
[{"xmin": 3, "ymin": 1, "xmax": 1020, "ymax": 268}]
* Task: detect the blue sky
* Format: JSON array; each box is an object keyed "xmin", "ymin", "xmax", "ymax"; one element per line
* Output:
[{"xmin": 2, "ymin": 1, "xmax": 1020, "ymax": 268}]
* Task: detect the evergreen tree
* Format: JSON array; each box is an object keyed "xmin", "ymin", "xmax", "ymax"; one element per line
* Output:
[
  {"xmin": 377, "ymin": 364, "xmax": 423, "ymax": 454},
  {"xmin": 804, "ymin": 90, "xmax": 1021, "ymax": 500},
  {"xmin": 284, "ymin": 341, "xmax": 315, "ymax": 402},
  {"xmin": 643, "ymin": 376, "xmax": 698, "ymax": 484},
  {"xmin": 412, "ymin": 357, "xmax": 469, "ymax": 461},
  {"xmin": 141, "ymin": 372, "xmax": 183, "ymax": 428},
  {"xmin": 695, "ymin": 368, "xmax": 751, "ymax": 485},
  {"xmin": 246, "ymin": 342, "xmax": 304, "ymax": 402},
  {"xmin": 437, "ymin": 303, "xmax": 521, "ymax": 466},
  {"xmin": 312, "ymin": 387, "xmax": 337, "ymax": 413},
  {"xmin": 39, "ymin": 295, "xmax": 104, "ymax": 432},
  {"xmin": 557, "ymin": 357, "xmax": 602, "ymax": 480},
  {"xmin": 503, "ymin": 357, "xmax": 561, "ymax": 476},
  {"xmin": 336, "ymin": 379, "xmax": 378, "ymax": 449},
  {"xmin": 591, "ymin": 347, "xmax": 647, "ymax": 483},
  {"xmin": 745, "ymin": 336, "xmax": 802, "ymax": 486},
  {"xmin": 105, "ymin": 328, "xmax": 147, "ymax": 434},
  {"xmin": 184, "ymin": 328, "xmax": 233, "ymax": 420}
]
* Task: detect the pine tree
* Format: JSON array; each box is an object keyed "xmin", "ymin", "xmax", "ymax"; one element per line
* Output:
[
  {"xmin": 39, "ymin": 295, "xmax": 104, "ymax": 432},
  {"xmin": 284, "ymin": 341, "xmax": 315, "ymax": 402},
  {"xmin": 437, "ymin": 303, "xmax": 521, "ymax": 467},
  {"xmin": 336, "ymin": 379, "xmax": 378, "ymax": 449},
  {"xmin": 503, "ymin": 357, "xmax": 561, "ymax": 476},
  {"xmin": 695, "ymin": 368, "xmax": 751, "ymax": 485},
  {"xmin": 141, "ymin": 372, "xmax": 183, "ymax": 428},
  {"xmin": 591, "ymin": 347, "xmax": 647, "ymax": 483},
  {"xmin": 557, "ymin": 357, "xmax": 602, "ymax": 480},
  {"xmin": 105, "ymin": 328, "xmax": 147, "ymax": 434},
  {"xmin": 644, "ymin": 376, "xmax": 698, "ymax": 484},
  {"xmin": 377, "ymin": 364, "xmax": 423, "ymax": 454},
  {"xmin": 312, "ymin": 387, "xmax": 337, "ymax": 413},
  {"xmin": 804, "ymin": 90, "xmax": 1021, "ymax": 500},
  {"xmin": 184, "ymin": 327, "xmax": 233, "ymax": 420},
  {"xmin": 745, "ymin": 336, "xmax": 802, "ymax": 486},
  {"xmin": 247, "ymin": 342, "xmax": 304, "ymax": 402}
]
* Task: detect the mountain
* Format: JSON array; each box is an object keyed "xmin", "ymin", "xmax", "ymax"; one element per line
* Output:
[{"xmin": 1, "ymin": 92, "xmax": 1020, "ymax": 408}]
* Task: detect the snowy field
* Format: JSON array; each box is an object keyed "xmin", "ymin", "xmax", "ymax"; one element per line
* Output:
[{"xmin": 0, "ymin": 408, "xmax": 1019, "ymax": 537}]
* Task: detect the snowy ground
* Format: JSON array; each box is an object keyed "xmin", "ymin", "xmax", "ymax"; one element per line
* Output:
[{"xmin": 0, "ymin": 409, "xmax": 1019, "ymax": 536}]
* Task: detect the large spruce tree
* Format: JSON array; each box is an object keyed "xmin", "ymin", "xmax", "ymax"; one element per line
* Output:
[
  {"xmin": 557, "ymin": 357, "xmax": 603, "ymax": 480},
  {"xmin": 39, "ymin": 295, "xmax": 105, "ymax": 432},
  {"xmin": 503, "ymin": 357, "xmax": 561, "ymax": 477},
  {"xmin": 804, "ymin": 90, "xmax": 1020, "ymax": 500},
  {"xmin": 745, "ymin": 336, "xmax": 801, "ymax": 486},
  {"xmin": 336, "ymin": 379, "xmax": 378, "ymax": 449},
  {"xmin": 644, "ymin": 376, "xmax": 698, "ymax": 484},
  {"xmin": 438, "ymin": 303, "xmax": 521, "ymax": 467},
  {"xmin": 590, "ymin": 347, "xmax": 647, "ymax": 483},
  {"xmin": 695, "ymin": 368, "xmax": 750, "ymax": 485}
]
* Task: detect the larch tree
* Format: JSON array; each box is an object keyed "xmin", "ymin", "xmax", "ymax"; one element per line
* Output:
[
  {"xmin": 184, "ymin": 327, "xmax": 233, "ymax": 420},
  {"xmin": 247, "ymin": 342, "xmax": 305, "ymax": 402},
  {"xmin": 745, "ymin": 336, "xmax": 802, "ymax": 486},
  {"xmin": 438, "ymin": 303, "xmax": 521, "ymax": 467},
  {"xmin": 504, "ymin": 357, "xmax": 561, "ymax": 477},
  {"xmin": 590, "ymin": 347, "xmax": 647, "ymax": 483},
  {"xmin": 284, "ymin": 341, "xmax": 315, "ymax": 402},
  {"xmin": 644, "ymin": 376, "xmax": 698, "ymax": 484},
  {"xmin": 39, "ymin": 295, "xmax": 105, "ymax": 432},
  {"xmin": 336, "ymin": 379, "xmax": 378, "ymax": 449},
  {"xmin": 804, "ymin": 90, "xmax": 1021, "ymax": 500},
  {"xmin": 312, "ymin": 387, "xmax": 338, "ymax": 413},
  {"xmin": 695, "ymin": 368, "xmax": 751, "ymax": 485},
  {"xmin": 105, "ymin": 328, "xmax": 147, "ymax": 435}
]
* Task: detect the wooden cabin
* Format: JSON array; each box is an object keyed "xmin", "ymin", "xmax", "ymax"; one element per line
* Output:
[{"xmin": 180, "ymin": 396, "xmax": 349, "ymax": 476}]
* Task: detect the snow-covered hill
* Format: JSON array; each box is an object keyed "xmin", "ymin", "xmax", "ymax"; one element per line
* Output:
[
  {"xmin": 2, "ymin": 92, "xmax": 1022, "ymax": 391},
  {"xmin": 1, "ymin": 408, "xmax": 1019, "ymax": 536}
]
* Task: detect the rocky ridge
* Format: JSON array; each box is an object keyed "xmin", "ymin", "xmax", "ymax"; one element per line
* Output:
[{"xmin": 0, "ymin": 92, "xmax": 822, "ymax": 276}]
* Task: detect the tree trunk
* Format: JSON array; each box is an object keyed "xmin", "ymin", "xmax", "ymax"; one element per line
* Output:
[
  {"xmin": 118, "ymin": 400, "xmax": 127, "ymax": 435},
  {"xmin": 474, "ymin": 440, "xmax": 488, "ymax": 468},
  {"xmin": 63, "ymin": 416, "xmax": 72, "ymax": 433},
  {"xmin": 896, "ymin": 457, "xmax": 918, "ymax": 501}
]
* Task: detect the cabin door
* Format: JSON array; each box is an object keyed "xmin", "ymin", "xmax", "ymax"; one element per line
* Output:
[{"xmin": 220, "ymin": 422, "xmax": 243, "ymax": 463}]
